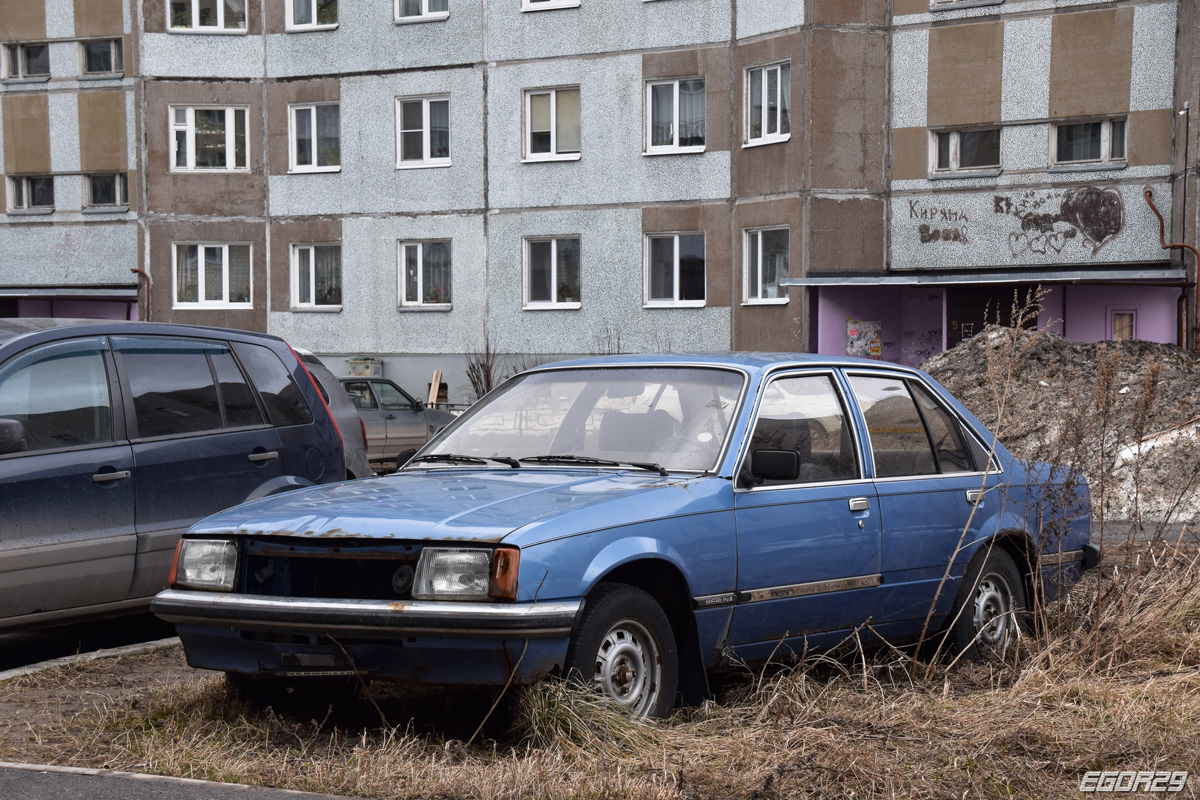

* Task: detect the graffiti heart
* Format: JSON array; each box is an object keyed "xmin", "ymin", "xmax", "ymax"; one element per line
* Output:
[{"xmin": 995, "ymin": 187, "xmax": 1124, "ymax": 258}]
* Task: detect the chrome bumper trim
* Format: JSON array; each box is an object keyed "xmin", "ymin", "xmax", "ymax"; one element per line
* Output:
[
  {"xmin": 739, "ymin": 573, "xmax": 882, "ymax": 604},
  {"xmin": 1038, "ymin": 548, "xmax": 1085, "ymax": 566}
]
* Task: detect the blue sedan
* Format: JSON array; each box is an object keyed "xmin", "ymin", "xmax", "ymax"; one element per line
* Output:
[{"xmin": 153, "ymin": 353, "xmax": 1096, "ymax": 717}]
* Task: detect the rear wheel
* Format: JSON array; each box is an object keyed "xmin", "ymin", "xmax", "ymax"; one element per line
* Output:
[{"xmin": 946, "ymin": 547, "xmax": 1026, "ymax": 659}]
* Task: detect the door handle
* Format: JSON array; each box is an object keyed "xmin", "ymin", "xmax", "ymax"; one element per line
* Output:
[
  {"xmin": 92, "ymin": 470, "xmax": 131, "ymax": 483},
  {"xmin": 384, "ymin": 414, "xmax": 396, "ymax": 420},
  {"xmin": 848, "ymin": 497, "xmax": 871, "ymax": 512},
  {"xmin": 965, "ymin": 489, "xmax": 983, "ymax": 504},
  {"xmin": 248, "ymin": 451, "xmax": 279, "ymax": 463}
]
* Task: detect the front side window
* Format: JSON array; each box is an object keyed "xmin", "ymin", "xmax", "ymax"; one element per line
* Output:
[
  {"xmin": 744, "ymin": 228, "xmax": 788, "ymax": 303},
  {"xmin": 86, "ymin": 173, "xmax": 129, "ymax": 208},
  {"xmin": 524, "ymin": 237, "xmax": 581, "ymax": 308},
  {"xmin": 396, "ymin": 96, "xmax": 450, "ymax": 167},
  {"xmin": 290, "ymin": 103, "xmax": 340, "ymax": 172},
  {"xmin": 8, "ymin": 176, "xmax": 55, "ymax": 212},
  {"xmin": 292, "ymin": 244, "xmax": 342, "ymax": 308},
  {"xmin": 398, "ymin": 240, "xmax": 452, "ymax": 307},
  {"xmin": 81, "ymin": 39, "xmax": 124, "ymax": 75},
  {"xmin": 1053, "ymin": 119, "xmax": 1126, "ymax": 166},
  {"xmin": 932, "ymin": 128, "xmax": 1001, "ymax": 173},
  {"xmin": 524, "ymin": 87, "xmax": 581, "ymax": 161},
  {"xmin": 174, "ymin": 243, "xmax": 252, "ymax": 307},
  {"xmin": 646, "ymin": 78, "xmax": 705, "ymax": 153},
  {"xmin": 746, "ymin": 62, "xmax": 790, "ymax": 145},
  {"xmin": 395, "ymin": 0, "xmax": 448, "ymax": 21},
  {"xmin": 645, "ymin": 233, "xmax": 705, "ymax": 306},
  {"xmin": 4, "ymin": 43, "xmax": 49, "ymax": 79},
  {"xmin": 169, "ymin": 0, "xmax": 247, "ymax": 31},
  {"xmin": 0, "ymin": 338, "xmax": 113, "ymax": 454},
  {"xmin": 287, "ymin": 0, "xmax": 337, "ymax": 29},
  {"xmin": 171, "ymin": 106, "xmax": 249, "ymax": 171}
]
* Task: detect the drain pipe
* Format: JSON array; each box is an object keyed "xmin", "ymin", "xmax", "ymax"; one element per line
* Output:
[
  {"xmin": 129, "ymin": 268, "xmax": 151, "ymax": 321},
  {"xmin": 1144, "ymin": 189, "xmax": 1198, "ymax": 352}
]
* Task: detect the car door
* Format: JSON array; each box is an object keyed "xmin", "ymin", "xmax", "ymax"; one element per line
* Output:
[
  {"xmin": 370, "ymin": 380, "xmax": 429, "ymax": 454},
  {"xmin": 846, "ymin": 372, "xmax": 999, "ymax": 641},
  {"xmin": 112, "ymin": 335, "xmax": 284, "ymax": 599},
  {"xmin": 0, "ymin": 336, "xmax": 136, "ymax": 622},
  {"xmin": 728, "ymin": 371, "xmax": 882, "ymax": 661},
  {"xmin": 342, "ymin": 380, "xmax": 387, "ymax": 458}
]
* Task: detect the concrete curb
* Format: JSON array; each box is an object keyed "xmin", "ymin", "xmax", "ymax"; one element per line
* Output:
[
  {"xmin": 0, "ymin": 637, "xmax": 182, "ymax": 683},
  {"xmin": 0, "ymin": 762, "xmax": 349, "ymax": 797}
]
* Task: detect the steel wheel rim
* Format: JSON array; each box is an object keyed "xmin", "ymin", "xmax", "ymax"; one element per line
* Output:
[
  {"xmin": 973, "ymin": 572, "xmax": 1015, "ymax": 648},
  {"xmin": 591, "ymin": 618, "xmax": 662, "ymax": 716}
]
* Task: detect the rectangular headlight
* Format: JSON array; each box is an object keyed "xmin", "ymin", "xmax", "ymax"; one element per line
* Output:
[
  {"xmin": 413, "ymin": 548, "xmax": 491, "ymax": 600},
  {"xmin": 174, "ymin": 539, "xmax": 239, "ymax": 592}
]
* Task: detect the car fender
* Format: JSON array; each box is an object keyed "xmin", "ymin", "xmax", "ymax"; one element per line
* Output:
[{"xmin": 578, "ymin": 536, "xmax": 695, "ymax": 599}]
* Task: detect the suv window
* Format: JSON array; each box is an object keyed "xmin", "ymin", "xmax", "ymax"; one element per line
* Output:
[
  {"xmin": 232, "ymin": 342, "xmax": 314, "ymax": 427},
  {"xmin": 745, "ymin": 374, "xmax": 858, "ymax": 487},
  {"xmin": 0, "ymin": 337, "xmax": 113, "ymax": 453}
]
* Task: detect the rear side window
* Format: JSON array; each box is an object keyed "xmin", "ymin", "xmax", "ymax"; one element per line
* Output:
[
  {"xmin": 0, "ymin": 337, "xmax": 113, "ymax": 453},
  {"xmin": 114, "ymin": 336, "xmax": 265, "ymax": 437},
  {"xmin": 909, "ymin": 383, "xmax": 974, "ymax": 473},
  {"xmin": 232, "ymin": 342, "xmax": 314, "ymax": 427},
  {"xmin": 848, "ymin": 375, "xmax": 938, "ymax": 478}
]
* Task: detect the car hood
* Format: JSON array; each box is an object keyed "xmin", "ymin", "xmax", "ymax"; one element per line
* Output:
[{"xmin": 187, "ymin": 468, "xmax": 725, "ymax": 547}]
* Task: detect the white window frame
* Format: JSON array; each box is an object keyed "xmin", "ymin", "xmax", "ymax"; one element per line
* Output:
[
  {"xmin": 523, "ymin": 237, "xmax": 582, "ymax": 310},
  {"xmin": 523, "ymin": 87, "xmax": 582, "ymax": 163},
  {"xmin": 394, "ymin": 0, "xmax": 449, "ymax": 23},
  {"xmin": 643, "ymin": 232, "xmax": 706, "ymax": 308},
  {"xmin": 744, "ymin": 62, "xmax": 790, "ymax": 147},
  {"xmin": 172, "ymin": 243, "xmax": 253, "ymax": 309},
  {"xmin": 7, "ymin": 176, "xmax": 55, "ymax": 213},
  {"xmin": 743, "ymin": 227, "xmax": 790, "ymax": 305},
  {"xmin": 167, "ymin": 0, "xmax": 248, "ymax": 33},
  {"xmin": 1051, "ymin": 117, "xmax": 1127, "ymax": 168},
  {"xmin": 288, "ymin": 103, "xmax": 341, "ymax": 173},
  {"xmin": 84, "ymin": 173, "xmax": 129, "ymax": 209},
  {"xmin": 645, "ymin": 78, "xmax": 706, "ymax": 155},
  {"xmin": 285, "ymin": 0, "xmax": 338, "ymax": 31},
  {"xmin": 397, "ymin": 240, "xmax": 453, "ymax": 309},
  {"xmin": 521, "ymin": 0, "xmax": 581, "ymax": 11},
  {"xmin": 80, "ymin": 39, "xmax": 124, "ymax": 76},
  {"xmin": 929, "ymin": 127, "xmax": 1002, "ymax": 175},
  {"xmin": 3, "ymin": 43, "xmax": 50, "ymax": 79},
  {"xmin": 170, "ymin": 106, "xmax": 250, "ymax": 172},
  {"xmin": 291, "ymin": 243, "xmax": 342, "ymax": 310},
  {"xmin": 395, "ymin": 95, "xmax": 452, "ymax": 169}
]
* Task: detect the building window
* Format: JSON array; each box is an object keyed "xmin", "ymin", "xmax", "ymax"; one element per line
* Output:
[
  {"xmin": 645, "ymin": 233, "xmax": 705, "ymax": 306},
  {"xmin": 931, "ymin": 128, "xmax": 1001, "ymax": 174},
  {"xmin": 86, "ymin": 173, "xmax": 129, "ymax": 208},
  {"xmin": 289, "ymin": 103, "xmax": 340, "ymax": 172},
  {"xmin": 292, "ymin": 244, "xmax": 342, "ymax": 308},
  {"xmin": 286, "ymin": 0, "xmax": 337, "ymax": 29},
  {"xmin": 1111, "ymin": 310, "xmax": 1136, "ymax": 342},
  {"xmin": 171, "ymin": 106, "xmax": 249, "ymax": 171},
  {"xmin": 174, "ymin": 243, "xmax": 252, "ymax": 307},
  {"xmin": 646, "ymin": 79, "xmax": 705, "ymax": 154},
  {"xmin": 81, "ymin": 40, "xmax": 123, "ymax": 75},
  {"xmin": 744, "ymin": 228, "xmax": 789, "ymax": 304},
  {"xmin": 1052, "ymin": 119, "xmax": 1126, "ymax": 166},
  {"xmin": 4, "ymin": 43, "xmax": 50, "ymax": 79},
  {"xmin": 396, "ymin": 96, "xmax": 450, "ymax": 168},
  {"xmin": 745, "ymin": 63, "xmax": 790, "ymax": 146},
  {"xmin": 395, "ymin": 0, "xmax": 448, "ymax": 22},
  {"xmin": 522, "ymin": 0, "xmax": 581, "ymax": 10},
  {"xmin": 169, "ymin": 0, "xmax": 247, "ymax": 31},
  {"xmin": 524, "ymin": 87, "xmax": 581, "ymax": 161},
  {"xmin": 398, "ymin": 241, "xmax": 452, "ymax": 308},
  {"xmin": 7, "ymin": 176, "xmax": 54, "ymax": 212},
  {"xmin": 524, "ymin": 237, "xmax": 581, "ymax": 308}
]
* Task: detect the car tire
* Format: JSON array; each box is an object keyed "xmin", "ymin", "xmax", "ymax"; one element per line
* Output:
[
  {"xmin": 563, "ymin": 583, "xmax": 678, "ymax": 719},
  {"xmin": 946, "ymin": 546, "xmax": 1026, "ymax": 660}
]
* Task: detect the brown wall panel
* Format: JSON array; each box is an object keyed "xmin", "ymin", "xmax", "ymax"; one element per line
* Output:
[
  {"xmin": 264, "ymin": 1, "xmax": 287, "ymax": 35},
  {"xmin": 808, "ymin": 28, "xmax": 886, "ymax": 191},
  {"xmin": 927, "ymin": 21, "xmax": 1003, "ymax": 127},
  {"xmin": 642, "ymin": 46, "xmax": 732, "ymax": 153},
  {"xmin": 2, "ymin": 94, "xmax": 51, "ymax": 174},
  {"xmin": 1127, "ymin": 109, "xmax": 1173, "ymax": 167},
  {"xmin": 265, "ymin": 78, "xmax": 341, "ymax": 176},
  {"xmin": 808, "ymin": 197, "xmax": 885, "ymax": 274},
  {"xmin": 641, "ymin": 203, "xmax": 732, "ymax": 308},
  {"xmin": 0, "ymin": 4, "xmax": 46, "ymax": 41},
  {"xmin": 891, "ymin": 126, "xmax": 927, "ymax": 180},
  {"xmin": 269, "ymin": 218, "xmax": 343, "ymax": 310},
  {"xmin": 893, "ymin": 0, "xmax": 927, "ymax": 15},
  {"xmin": 810, "ymin": 0, "xmax": 887, "ymax": 27},
  {"xmin": 78, "ymin": 90, "xmax": 128, "ymax": 171},
  {"xmin": 732, "ymin": 197, "xmax": 804, "ymax": 351},
  {"xmin": 143, "ymin": 0, "xmax": 165, "ymax": 33},
  {"xmin": 735, "ymin": 31, "xmax": 805, "ymax": 198},
  {"xmin": 128, "ymin": 168, "xmax": 139, "ymax": 212},
  {"xmin": 148, "ymin": 219, "xmax": 268, "ymax": 331},
  {"xmin": 1049, "ymin": 8, "xmax": 1133, "ymax": 118},
  {"xmin": 145, "ymin": 80, "xmax": 266, "ymax": 216},
  {"xmin": 74, "ymin": 0, "xmax": 123, "ymax": 37}
]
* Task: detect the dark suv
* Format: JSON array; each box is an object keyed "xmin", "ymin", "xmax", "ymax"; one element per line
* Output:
[{"xmin": 0, "ymin": 319, "xmax": 344, "ymax": 631}]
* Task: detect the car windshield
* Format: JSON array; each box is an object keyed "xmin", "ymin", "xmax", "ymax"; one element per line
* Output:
[{"xmin": 425, "ymin": 366, "xmax": 745, "ymax": 472}]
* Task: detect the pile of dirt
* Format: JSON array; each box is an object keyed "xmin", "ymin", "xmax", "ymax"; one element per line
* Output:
[{"xmin": 922, "ymin": 326, "xmax": 1200, "ymax": 523}]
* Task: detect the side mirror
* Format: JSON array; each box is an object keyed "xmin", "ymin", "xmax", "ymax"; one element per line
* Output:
[
  {"xmin": 413, "ymin": 400, "xmax": 425, "ymax": 411},
  {"xmin": 748, "ymin": 449, "xmax": 799, "ymax": 483},
  {"xmin": 0, "ymin": 418, "xmax": 28, "ymax": 456}
]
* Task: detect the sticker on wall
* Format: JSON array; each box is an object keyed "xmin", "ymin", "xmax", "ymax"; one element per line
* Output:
[{"xmin": 847, "ymin": 320, "xmax": 882, "ymax": 360}]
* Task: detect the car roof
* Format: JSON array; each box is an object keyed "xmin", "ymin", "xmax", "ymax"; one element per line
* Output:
[
  {"xmin": 530, "ymin": 352, "xmax": 922, "ymax": 379},
  {"xmin": 0, "ymin": 319, "xmax": 290, "ymax": 351}
]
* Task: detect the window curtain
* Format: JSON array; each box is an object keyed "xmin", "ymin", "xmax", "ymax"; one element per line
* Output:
[
  {"xmin": 227, "ymin": 245, "xmax": 251, "ymax": 303},
  {"xmin": 314, "ymin": 245, "xmax": 341, "ymax": 305},
  {"xmin": 556, "ymin": 238, "xmax": 581, "ymax": 302},
  {"xmin": 423, "ymin": 242, "xmax": 451, "ymax": 304},
  {"xmin": 678, "ymin": 79, "xmax": 705, "ymax": 147},
  {"xmin": 555, "ymin": 89, "xmax": 581, "ymax": 154},
  {"xmin": 650, "ymin": 84, "xmax": 674, "ymax": 148},
  {"xmin": 176, "ymin": 245, "xmax": 199, "ymax": 303},
  {"xmin": 428, "ymin": 100, "xmax": 449, "ymax": 159},
  {"xmin": 316, "ymin": 105, "xmax": 340, "ymax": 166}
]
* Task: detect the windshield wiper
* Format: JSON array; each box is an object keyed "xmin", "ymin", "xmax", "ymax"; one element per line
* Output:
[
  {"xmin": 519, "ymin": 454, "xmax": 668, "ymax": 476},
  {"xmin": 411, "ymin": 453, "xmax": 520, "ymax": 468}
]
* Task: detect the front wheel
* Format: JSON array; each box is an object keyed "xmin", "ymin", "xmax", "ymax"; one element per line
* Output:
[
  {"xmin": 946, "ymin": 547, "xmax": 1026, "ymax": 659},
  {"xmin": 563, "ymin": 583, "xmax": 678, "ymax": 718}
]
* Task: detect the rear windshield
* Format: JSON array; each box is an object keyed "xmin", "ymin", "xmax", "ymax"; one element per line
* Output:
[{"xmin": 232, "ymin": 342, "xmax": 314, "ymax": 427}]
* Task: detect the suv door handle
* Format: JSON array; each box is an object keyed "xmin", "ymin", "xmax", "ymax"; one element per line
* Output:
[
  {"xmin": 384, "ymin": 414, "xmax": 396, "ymax": 420},
  {"xmin": 92, "ymin": 470, "xmax": 131, "ymax": 483},
  {"xmin": 965, "ymin": 489, "xmax": 983, "ymax": 504},
  {"xmin": 248, "ymin": 451, "xmax": 279, "ymax": 463},
  {"xmin": 848, "ymin": 497, "xmax": 871, "ymax": 512}
]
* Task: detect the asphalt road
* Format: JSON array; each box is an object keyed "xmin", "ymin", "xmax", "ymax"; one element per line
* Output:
[
  {"xmin": 0, "ymin": 613, "xmax": 176, "ymax": 672},
  {"xmin": 0, "ymin": 765, "xmax": 350, "ymax": 800}
]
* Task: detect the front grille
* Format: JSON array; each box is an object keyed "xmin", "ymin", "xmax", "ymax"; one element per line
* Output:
[{"xmin": 239, "ymin": 538, "xmax": 422, "ymax": 601}]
